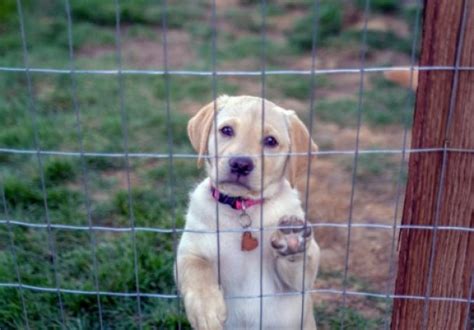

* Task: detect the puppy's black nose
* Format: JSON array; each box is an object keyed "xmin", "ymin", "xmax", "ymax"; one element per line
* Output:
[{"xmin": 229, "ymin": 157, "xmax": 254, "ymax": 176}]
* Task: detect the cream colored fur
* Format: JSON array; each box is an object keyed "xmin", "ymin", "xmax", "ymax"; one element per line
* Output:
[{"xmin": 176, "ymin": 95, "xmax": 320, "ymax": 329}]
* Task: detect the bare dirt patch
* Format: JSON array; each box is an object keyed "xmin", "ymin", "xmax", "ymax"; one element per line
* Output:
[
  {"xmin": 351, "ymin": 15, "xmax": 411, "ymax": 38},
  {"xmin": 282, "ymin": 47, "xmax": 412, "ymax": 71},
  {"xmin": 178, "ymin": 99, "xmax": 208, "ymax": 115},
  {"xmin": 292, "ymin": 120, "xmax": 408, "ymax": 305},
  {"xmin": 314, "ymin": 122, "xmax": 410, "ymax": 150},
  {"xmin": 78, "ymin": 28, "xmax": 195, "ymax": 69}
]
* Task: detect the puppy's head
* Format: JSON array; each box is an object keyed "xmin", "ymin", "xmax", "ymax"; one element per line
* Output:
[{"xmin": 188, "ymin": 95, "xmax": 317, "ymax": 199}]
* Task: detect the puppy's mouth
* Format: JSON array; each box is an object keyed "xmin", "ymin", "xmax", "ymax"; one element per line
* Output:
[
  {"xmin": 218, "ymin": 173, "xmax": 256, "ymax": 191},
  {"xmin": 214, "ymin": 172, "xmax": 275, "ymax": 199},
  {"xmin": 218, "ymin": 178, "xmax": 252, "ymax": 190}
]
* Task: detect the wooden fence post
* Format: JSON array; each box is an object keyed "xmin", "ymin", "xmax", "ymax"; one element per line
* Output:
[{"xmin": 391, "ymin": 0, "xmax": 473, "ymax": 329}]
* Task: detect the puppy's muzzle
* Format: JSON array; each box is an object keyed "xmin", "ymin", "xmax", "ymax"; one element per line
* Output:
[{"xmin": 229, "ymin": 157, "xmax": 254, "ymax": 176}]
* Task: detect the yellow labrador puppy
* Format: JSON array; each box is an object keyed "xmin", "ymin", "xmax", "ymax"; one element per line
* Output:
[{"xmin": 176, "ymin": 95, "xmax": 320, "ymax": 329}]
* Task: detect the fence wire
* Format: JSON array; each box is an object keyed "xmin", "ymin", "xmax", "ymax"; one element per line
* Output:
[
  {"xmin": 15, "ymin": 0, "xmax": 66, "ymax": 326},
  {"xmin": 0, "ymin": 0, "xmax": 473, "ymax": 329},
  {"xmin": 64, "ymin": 0, "xmax": 104, "ymax": 328}
]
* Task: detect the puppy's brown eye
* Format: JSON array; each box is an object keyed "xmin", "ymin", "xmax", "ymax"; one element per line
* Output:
[
  {"xmin": 263, "ymin": 136, "xmax": 278, "ymax": 148},
  {"xmin": 220, "ymin": 126, "xmax": 234, "ymax": 137}
]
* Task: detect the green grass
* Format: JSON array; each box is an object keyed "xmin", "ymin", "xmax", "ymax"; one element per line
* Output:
[
  {"xmin": 288, "ymin": 0, "xmax": 343, "ymax": 51},
  {"xmin": 223, "ymin": 8, "xmax": 262, "ymax": 33},
  {"xmin": 355, "ymin": 154, "xmax": 396, "ymax": 180},
  {"xmin": 402, "ymin": 4, "xmax": 423, "ymax": 27},
  {"xmin": 72, "ymin": 0, "xmax": 206, "ymax": 28},
  {"xmin": 0, "ymin": 63, "xmax": 199, "ymax": 327},
  {"xmin": 315, "ymin": 75, "xmax": 414, "ymax": 127},
  {"xmin": 0, "ymin": 0, "xmax": 16, "ymax": 23},
  {"xmin": 356, "ymin": 0, "xmax": 399, "ymax": 13},
  {"xmin": 0, "ymin": 158, "xmax": 193, "ymax": 328},
  {"xmin": 0, "ymin": 228, "xmax": 189, "ymax": 328},
  {"xmin": 344, "ymin": 153, "xmax": 400, "ymax": 183},
  {"xmin": 0, "ymin": 8, "xmax": 115, "ymax": 68},
  {"xmin": 315, "ymin": 270, "xmax": 387, "ymax": 329},
  {"xmin": 314, "ymin": 304, "xmax": 383, "ymax": 330},
  {"xmin": 0, "ymin": 73, "xmax": 206, "ymax": 154},
  {"xmin": 156, "ymin": 75, "xmax": 238, "ymax": 102},
  {"xmin": 268, "ymin": 75, "xmax": 329, "ymax": 100},
  {"xmin": 0, "ymin": 1, "xmax": 207, "ymax": 68},
  {"xmin": 0, "ymin": 3, "xmax": 203, "ymax": 324},
  {"xmin": 198, "ymin": 34, "xmax": 292, "ymax": 68},
  {"xmin": 324, "ymin": 29, "xmax": 414, "ymax": 56},
  {"xmin": 346, "ymin": 30, "xmax": 413, "ymax": 55},
  {"xmin": 44, "ymin": 159, "xmax": 77, "ymax": 186}
]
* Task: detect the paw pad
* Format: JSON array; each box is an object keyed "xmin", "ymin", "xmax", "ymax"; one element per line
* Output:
[{"xmin": 271, "ymin": 216, "xmax": 312, "ymax": 256}]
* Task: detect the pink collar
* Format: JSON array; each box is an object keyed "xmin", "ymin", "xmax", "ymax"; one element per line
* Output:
[{"xmin": 211, "ymin": 186, "xmax": 263, "ymax": 210}]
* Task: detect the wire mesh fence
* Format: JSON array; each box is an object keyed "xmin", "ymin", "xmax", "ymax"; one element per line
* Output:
[{"xmin": 0, "ymin": 0, "xmax": 472, "ymax": 328}]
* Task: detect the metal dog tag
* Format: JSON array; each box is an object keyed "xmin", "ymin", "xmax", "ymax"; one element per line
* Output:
[{"xmin": 239, "ymin": 212, "xmax": 252, "ymax": 228}]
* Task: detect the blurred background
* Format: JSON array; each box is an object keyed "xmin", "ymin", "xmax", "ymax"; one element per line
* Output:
[{"xmin": 0, "ymin": 0, "xmax": 421, "ymax": 328}]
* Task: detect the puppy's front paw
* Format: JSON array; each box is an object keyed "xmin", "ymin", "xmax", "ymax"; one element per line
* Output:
[
  {"xmin": 271, "ymin": 216, "xmax": 312, "ymax": 257},
  {"xmin": 184, "ymin": 286, "xmax": 227, "ymax": 330}
]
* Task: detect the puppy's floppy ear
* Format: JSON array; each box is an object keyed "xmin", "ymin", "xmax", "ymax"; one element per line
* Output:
[
  {"xmin": 286, "ymin": 112, "xmax": 318, "ymax": 188},
  {"xmin": 187, "ymin": 96, "xmax": 228, "ymax": 167}
]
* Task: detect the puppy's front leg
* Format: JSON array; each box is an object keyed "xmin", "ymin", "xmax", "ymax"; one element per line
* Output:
[
  {"xmin": 270, "ymin": 216, "xmax": 320, "ymax": 292},
  {"xmin": 177, "ymin": 254, "xmax": 227, "ymax": 330}
]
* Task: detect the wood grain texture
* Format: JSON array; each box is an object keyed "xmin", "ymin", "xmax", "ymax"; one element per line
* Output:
[{"xmin": 391, "ymin": 0, "xmax": 474, "ymax": 329}]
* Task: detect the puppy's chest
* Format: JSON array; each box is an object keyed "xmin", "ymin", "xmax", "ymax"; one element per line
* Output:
[
  {"xmin": 219, "ymin": 233, "xmax": 275, "ymax": 294},
  {"xmin": 216, "ymin": 210, "xmax": 278, "ymax": 295}
]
